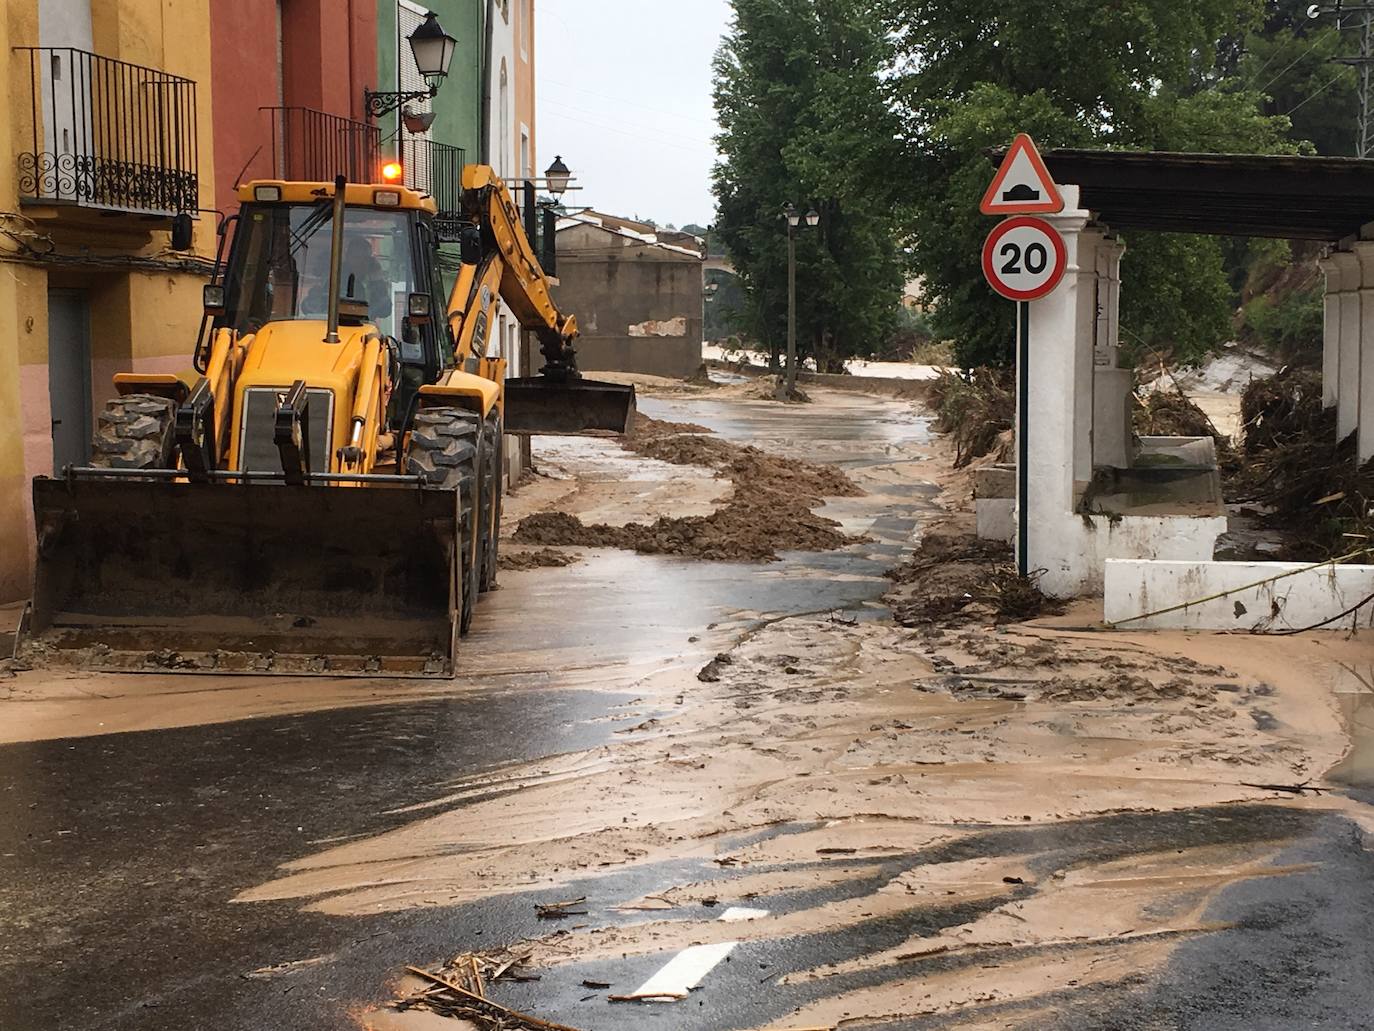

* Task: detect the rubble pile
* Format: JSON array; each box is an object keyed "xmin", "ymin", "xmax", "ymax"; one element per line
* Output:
[
  {"xmin": 885, "ymin": 517, "xmax": 1057, "ymax": 625},
  {"xmin": 515, "ymin": 417, "xmax": 865, "ymax": 561},
  {"xmin": 1231, "ymin": 368, "xmax": 1373, "ymax": 558},
  {"xmin": 925, "ymin": 368, "xmax": 1013, "ymax": 467}
]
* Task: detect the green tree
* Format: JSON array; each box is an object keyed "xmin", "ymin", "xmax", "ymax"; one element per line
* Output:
[
  {"xmin": 712, "ymin": 0, "xmax": 907, "ymax": 372},
  {"xmin": 883, "ymin": 0, "xmax": 1297, "ymax": 367}
]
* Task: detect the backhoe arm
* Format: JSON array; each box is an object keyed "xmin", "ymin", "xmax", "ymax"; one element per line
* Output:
[{"xmin": 451, "ymin": 165, "xmax": 580, "ymax": 379}]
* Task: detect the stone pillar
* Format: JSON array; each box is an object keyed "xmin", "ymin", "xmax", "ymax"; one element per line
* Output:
[
  {"xmin": 1073, "ymin": 227, "xmax": 1103, "ymax": 484},
  {"xmin": 1357, "ymin": 241, "xmax": 1374, "ymax": 462},
  {"xmin": 1021, "ymin": 186, "xmax": 1090, "ymax": 581},
  {"xmin": 1332, "ymin": 250, "xmax": 1362, "ymax": 440},
  {"xmin": 1093, "ymin": 237, "xmax": 1131, "ymax": 468},
  {"xmin": 1319, "ymin": 254, "xmax": 1342, "ymax": 409}
]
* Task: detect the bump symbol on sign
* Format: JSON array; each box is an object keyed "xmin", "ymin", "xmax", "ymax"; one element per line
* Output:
[{"xmin": 1003, "ymin": 183, "xmax": 1040, "ymax": 203}]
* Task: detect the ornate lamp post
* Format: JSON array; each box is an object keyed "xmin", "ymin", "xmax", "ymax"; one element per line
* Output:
[
  {"xmin": 364, "ymin": 12, "xmax": 459, "ymax": 120},
  {"xmin": 778, "ymin": 204, "xmax": 821, "ymax": 400}
]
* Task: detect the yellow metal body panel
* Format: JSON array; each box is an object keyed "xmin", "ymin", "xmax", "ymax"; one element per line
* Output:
[
  {"xmin": 221, "ymin": 320, "xmax": 391, "ymax": 474},
  {"xmin": 237, "ymin": 180, "xmax": 438, "ymax": 214},
  {"xmin": 418, "ymin": 371, "xmax": 501, "ymax": 417},
  {"xmin": 113, "ymin": 373, "xmax": 188, "ymax": 400}
]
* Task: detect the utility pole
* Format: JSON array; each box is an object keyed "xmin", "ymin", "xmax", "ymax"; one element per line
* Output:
[{"xmin": 1311, "ymin": 1, "xmax": 1374, "ymax": 157}]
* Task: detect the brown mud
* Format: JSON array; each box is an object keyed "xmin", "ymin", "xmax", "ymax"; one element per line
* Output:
[
  {"xmin": 498, "ymin": 548, "xmax": 581, "ymax": 572},
  {"xmin": 514, "ymin": 416, "xmax": 865, "ymax": 561},
  {"xmin": 884, "ymin": 511, "xmax": 1058, "ymax": 625},
  {"xmin": 341, "ymin": 409, "xmax": 1370, "ymax": 1031}
]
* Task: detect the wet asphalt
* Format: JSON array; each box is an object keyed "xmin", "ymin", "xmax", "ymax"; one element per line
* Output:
[{"xmin": 2, "ymin": 391, "xmax": 1373, "ymax": 1030}]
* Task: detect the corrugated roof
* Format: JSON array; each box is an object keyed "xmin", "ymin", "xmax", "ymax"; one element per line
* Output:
[{"xmin": 1017, "ymin": 149, "xmax": 1374, "ymax": 240}]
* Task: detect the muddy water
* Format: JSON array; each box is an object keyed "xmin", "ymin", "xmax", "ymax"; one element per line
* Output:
[
  {"xmin": 0, "ymin": 388, "xmax": 940, "ymax": 1031},
  {"xmin": 0, "ymin": 392, "xmax": 935, "ymax": 745},
  {"xmin": 1323, "ymin": 659, "xmax": 1374, "ymax": 793}
]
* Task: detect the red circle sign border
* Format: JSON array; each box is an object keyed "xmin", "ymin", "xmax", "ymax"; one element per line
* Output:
[{"xmin": 981, "ymin": 216, "xmax": 1067, "ymax": 302}]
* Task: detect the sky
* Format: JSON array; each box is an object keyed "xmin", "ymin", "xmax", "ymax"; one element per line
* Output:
[{"xmin": 536, "ymin": 0, "xmax": 731, "ymax": 228}]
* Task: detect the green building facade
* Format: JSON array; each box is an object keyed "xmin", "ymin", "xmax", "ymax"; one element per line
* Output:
[{"xmin": 376, "ymin": 0, "xmax": 485, "ymax": 164}]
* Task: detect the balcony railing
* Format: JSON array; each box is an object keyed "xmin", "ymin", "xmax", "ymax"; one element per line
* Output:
[
  {"xmin": 399, "ymin": 136, "xmax": 464, "ymax": 217},
  {"xmin": 264, "ymin": 106, "xmax": 380, "ymax": 186},
  {"xmin": 17, "ymin": 47, "xmax": 198, "ymax": 216},
  {"xmin": 262, "ymin": 108, "xmax": 463, "ymax": 219}
]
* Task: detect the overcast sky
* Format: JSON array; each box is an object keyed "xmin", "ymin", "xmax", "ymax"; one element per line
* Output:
[{"xmin": 536, "ymin": 0, "xmax": 731, "ymax": 228}]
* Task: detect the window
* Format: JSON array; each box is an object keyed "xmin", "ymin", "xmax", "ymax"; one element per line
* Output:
[{"xmin": 223, "ymin": 204, "xmax": 416, "ymax": 340}]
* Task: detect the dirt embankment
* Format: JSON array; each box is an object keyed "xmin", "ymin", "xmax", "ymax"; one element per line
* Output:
[{"xmin": 514, "ymin": 416, "xmax": 865, "ymax": 561}]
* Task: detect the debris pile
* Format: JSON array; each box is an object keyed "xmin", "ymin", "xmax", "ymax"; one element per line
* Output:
[
  {"xmin": 515, "ymin": 417, "xmax": 865, "ymax": 561},
  {"xmin": 1134, "ymin": 387, "xmax": 1223, "ymax": 441},
  {"xmin": 885, "ymin": 519, "xmax": 1057, "ymax": 625},
  {"xmin": 499, "ymin": 548, "xmax": 581, "ymax": 571},
  {"xmin": 1230, "ymin": 368, "xmax": 1374, "ymax": 558},
  {"xmin": 391, "ymin": 953, "xmax": 579, "ymax": 1031},
  {"xmin": 925, "ymin": 368, "xmax": 1013, "ymax": 467}
]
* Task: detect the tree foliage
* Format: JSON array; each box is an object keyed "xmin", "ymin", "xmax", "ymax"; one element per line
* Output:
[
  {"xmin": 712, "ymin": 0, "xmax": 907, "ymax": 370},
  {"xmin": 883, "ymin": 0, "xmax": 1300, "ymax": 366}
]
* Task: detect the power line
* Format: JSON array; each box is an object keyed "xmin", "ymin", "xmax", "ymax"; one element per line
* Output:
[
  {"xmin": 1283, "ymin": 70, "xmax": 1349, "ymax": 115},
  {"xmin": 1256, "ymin": 34, "xmax": 1330, "ymax": 95}
]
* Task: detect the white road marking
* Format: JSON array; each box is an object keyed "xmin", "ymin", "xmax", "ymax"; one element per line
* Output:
[
  {"xmin": 718, "ymin": 906, "xmax": 770, "ymax": 922},
  {"xmin": 632, "ymin": 942, "xmax": 737, "ymax": 1000},
  {"xmin": 630, "ymin": 905, "xmax": 770, "ymax": 1000}
]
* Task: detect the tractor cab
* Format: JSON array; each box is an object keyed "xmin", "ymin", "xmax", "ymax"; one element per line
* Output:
[{"xmin": 213, "ymin": 181, "xmax": 456, "ymax": 433}]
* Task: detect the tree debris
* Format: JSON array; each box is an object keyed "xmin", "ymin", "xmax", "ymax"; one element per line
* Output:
[
  {"xmin": 395, "ymin": 966, "xmax": 583, "ymax": 1031},
  {"xmin": 536, "ymin": 896, "xmax": 589, "ymax": 919}
]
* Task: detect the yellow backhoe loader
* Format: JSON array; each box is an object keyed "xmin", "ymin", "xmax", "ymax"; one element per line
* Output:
[{"xmin": 17, "ymin": 167, "xmax": 634, "ymax": 676}]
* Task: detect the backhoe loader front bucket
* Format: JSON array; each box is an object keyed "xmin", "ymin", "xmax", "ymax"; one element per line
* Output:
[
  {"xmin": 502, "ymin": 377, "xmax": 637, "ymax": 436},
  {"xmin": 19, "ymin": 476, "xmax": 461, "ymax": 677}
]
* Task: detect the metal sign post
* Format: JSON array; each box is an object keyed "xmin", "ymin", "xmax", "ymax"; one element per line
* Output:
[{"xmin": 1016, "ymin": 300, "xmax": 1030, "ymax": 576}]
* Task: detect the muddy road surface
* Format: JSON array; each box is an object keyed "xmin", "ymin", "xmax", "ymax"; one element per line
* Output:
[{"xmin": 2, "ymin": 386, "xmax": 1373, "ymax": 1031}]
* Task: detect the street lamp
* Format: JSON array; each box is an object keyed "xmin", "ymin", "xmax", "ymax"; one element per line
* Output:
[
  {"xmin": 778, "ymin": 203, "xmax": 821, "ymax": 400},
  {"xmin": 545, "ymin": 156, "xmax": 572, "ymax": 197},
  {"xmin": 364, "ymin": 11, "xmax": 459, "ymax": 119}
]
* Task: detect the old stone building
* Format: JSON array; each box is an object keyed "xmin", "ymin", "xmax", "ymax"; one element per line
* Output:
[{"xmin": 553, "ymin": 212, "xmax": 704, "ymax": 379}]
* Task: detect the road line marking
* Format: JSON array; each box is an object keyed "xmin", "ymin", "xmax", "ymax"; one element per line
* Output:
[
  {"xmin": 629, "ymin": 904, "xmax": 770, "ymax": 1001},
  {"xmin": 718, "ymin": 906, "xmax": 769, "ymax": 922},
  {"xmin": 632, "ymin": 942, "xmax": 736, "ymax": 1000}
]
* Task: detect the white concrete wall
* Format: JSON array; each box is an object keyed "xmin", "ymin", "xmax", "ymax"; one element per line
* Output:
[
  {"xmin": 1105, "ymin": 559, "xmax": 1374, "ymax": 632},
  {"xmin": 1037, "ymin": 514, "xmax": 1227, "ymax": 598}
]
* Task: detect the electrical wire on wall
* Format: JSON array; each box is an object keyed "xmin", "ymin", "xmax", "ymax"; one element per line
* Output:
[{"xmin": 0, "ymin": 210, "xmax": 216, "ymax": 277}]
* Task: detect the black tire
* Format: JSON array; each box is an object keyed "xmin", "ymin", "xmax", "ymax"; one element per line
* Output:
[
  {"xmin": 479, "ymin": 412, "xmax": 503, "ymax": 592},
  {"xmin": 89, "ymin": 394, "xmax": 176, "ymax": 470},
  {"xmin": 405, "ymin": 407, "xmax": 482, "ymax": 636}
]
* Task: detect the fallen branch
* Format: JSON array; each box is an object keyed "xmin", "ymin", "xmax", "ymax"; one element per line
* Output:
[
  {"xmin": 401, "ymin": 966, "xmax": 584, "ymax": 1031},
  {"xmin": 536, "ymin": 896, "xmax": 589, "ymax": 919},
  {"xmin": 1239, "ymin": 780, "xmax": 1325, "ymax": 796}
]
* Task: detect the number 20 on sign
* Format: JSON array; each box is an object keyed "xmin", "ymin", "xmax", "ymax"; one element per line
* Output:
[{"xmin": 981, "ymin": 216, "xmax": 1066, "ymax": 302}]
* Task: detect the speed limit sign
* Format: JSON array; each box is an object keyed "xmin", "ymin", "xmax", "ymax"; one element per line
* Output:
[{"xmin": 982, "ymin": 216, "xmax": 1066, "ymax": 301}]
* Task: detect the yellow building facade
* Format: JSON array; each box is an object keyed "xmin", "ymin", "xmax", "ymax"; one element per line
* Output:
[{"xmin": 0, "ymin": 0, "xmax": 215, "ymax": 601}]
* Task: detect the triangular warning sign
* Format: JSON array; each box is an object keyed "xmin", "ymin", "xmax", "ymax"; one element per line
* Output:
[{"xmin": 980, "ymin": 134, "xmax": 1064, "ymax": 215}]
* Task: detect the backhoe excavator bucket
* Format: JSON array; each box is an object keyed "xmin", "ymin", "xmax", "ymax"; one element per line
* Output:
[
  {"xmin": 502, "ymin": 377, "xmax": 637, "ymax": 436},
  {"xmin": 18, "ymin": 477, "xmax": 461, "ymax": 677}
]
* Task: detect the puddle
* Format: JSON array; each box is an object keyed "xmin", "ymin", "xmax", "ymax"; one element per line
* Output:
[{"xmin": 1327, "ymin": 660, "xmax": 1374, "ymax": 789}]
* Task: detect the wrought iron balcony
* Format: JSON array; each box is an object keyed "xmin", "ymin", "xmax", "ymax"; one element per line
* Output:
[
  {"xmin": 264, "ymin": 106, "xmax": 380, "ymax": 186},
  {"xmin": 399, "ymin": 135, "xmax": 464, "ymax": 218},
  {"xmin": 263, "ymin": 108, "xmax": 463, "ymax": 218},
  {"xmin": 17, "ymin": 47, "xmax": 198, "ymax": 216}
]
